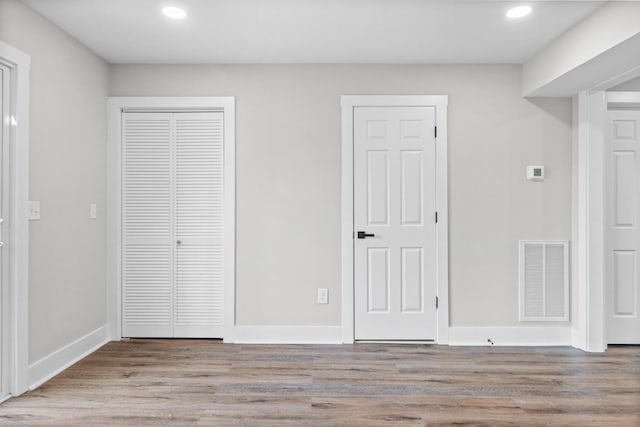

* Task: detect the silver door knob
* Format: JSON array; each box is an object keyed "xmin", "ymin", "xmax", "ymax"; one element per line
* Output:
[{"xmin": 176, "ymin": 240, "xmax": 182, "ymax": 245}]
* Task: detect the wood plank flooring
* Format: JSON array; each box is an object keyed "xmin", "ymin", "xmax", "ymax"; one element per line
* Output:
[{"xmin": 0, "ymin": 340, "xmax": 639, "ymax": 426}]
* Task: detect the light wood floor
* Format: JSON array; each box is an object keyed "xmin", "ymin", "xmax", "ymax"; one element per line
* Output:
[{"xmin": 0, "ymin": 340, "xmax": 638, "ymax": 426}]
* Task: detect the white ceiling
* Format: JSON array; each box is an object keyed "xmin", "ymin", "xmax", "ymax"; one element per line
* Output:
[{"xmin": 21, "ymin": 0, "xmax": 605, "ymax": 64}]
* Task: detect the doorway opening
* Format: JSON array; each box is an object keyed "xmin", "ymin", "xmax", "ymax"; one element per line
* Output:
[
  {"xmin": 0, "ymin": 40, "xmax": 30, "ymax": 397},
  {"xmin": 0, "ymin": 59, "xmax": 9, "ymax": 402},
  {"xmin": 107, "ymin": 97, "xmax": 236, "ymax": 342}
]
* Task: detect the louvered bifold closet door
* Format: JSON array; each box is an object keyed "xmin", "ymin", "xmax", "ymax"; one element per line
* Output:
[
  {"xmin": 173, "ymin": 112, "xmax": 224, "ymax": 338},
  {"xmin": 122, "ymin": 113, "xmax": 173, "ymax": 337}
]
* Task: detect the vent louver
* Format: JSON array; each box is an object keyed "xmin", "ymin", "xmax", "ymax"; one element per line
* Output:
[{"xmin": 519, "ymin": 241, "xmax": 569, "ymax": 321}]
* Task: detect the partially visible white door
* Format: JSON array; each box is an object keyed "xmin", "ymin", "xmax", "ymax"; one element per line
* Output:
[
  {"xmin": 354, "ymin": 106, "xmax": 437, "ymax": 340},
  {"xmin": 0, "ymin": 65, "xmax": 8, "ymax": 397},
  {"xmin": 606, "ymin": 109, "xmax": 640, "ymax": 344}
]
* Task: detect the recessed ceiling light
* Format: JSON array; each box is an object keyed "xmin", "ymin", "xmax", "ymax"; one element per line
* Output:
[
  {"xmin": 162, "ymin": 6, "xmax": 187, "ymax": 20},
  {"xmin": 506, "ymin": 5, "xmax": 532, "ymax": 19}
]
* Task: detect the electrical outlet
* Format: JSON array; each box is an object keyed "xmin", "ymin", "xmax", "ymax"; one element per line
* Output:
[
  {"xmin": 526, "ymin": 165, "xmax": 545, "ymax": 181},
  {"xmin": 317, "ymin": 288, "xmax": 329, "ymax": 304}
]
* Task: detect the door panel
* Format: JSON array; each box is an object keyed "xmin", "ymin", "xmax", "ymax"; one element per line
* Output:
[
  {"xmin": 613, "ymin": 151, "xmax": 636, "ymax": 227},
  {"xmin": 367, "ymin": 151, "xmax": 389, "ymax": 225},
  {"xmin": 401, "ymin": 247, "xmax": 423, "ymax": 312},
  {"xmin": 401, "ymin": 151, "xmax": 423, "ymax": 226},
  {"xmin": 122, "ymin": 113, "xmax": 173, "ymax": 337},
  {"xmin": 354, "ymin": 106, "xmax": 437, "ymax": 340},
  {"xmin": 367, "ymin": 247, "xmax": 390, "ymax": 312},
  {"xmin": 607, "ymin": 109, "xmax": 640, "ymax": 344},
  {"xmin": 174, "ymin": 112, "xmax": 223, "ymax": 338},
  {"xmin": 613, "ymin": 250, "xmax": 636, "ymax": 316}
]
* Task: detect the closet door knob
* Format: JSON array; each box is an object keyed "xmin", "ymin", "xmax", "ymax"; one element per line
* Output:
[{"xmin": 176, "ymin": 240, "xmax": 182, "ymax": 245}]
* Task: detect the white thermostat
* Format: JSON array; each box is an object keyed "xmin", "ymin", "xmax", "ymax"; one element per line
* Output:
[{"xmin": 527, "ymin": 166, "xmax": 544, "ymax": 181}]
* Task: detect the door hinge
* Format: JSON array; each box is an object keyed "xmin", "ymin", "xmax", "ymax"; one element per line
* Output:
[
  {"xmin": 434, "ymin": 126, "xmax": 437, "ymax": 139},
  {"xmin": 436, "ymin": 296, "xmax": 439, "ymax": 309},
  {"xmin": 435, "ymin": 211, "xmax": 438, "ymax": 223}
]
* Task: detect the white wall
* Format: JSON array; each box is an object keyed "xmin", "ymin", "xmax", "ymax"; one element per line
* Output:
[
  {"xmin": 0, "ymin": 0, "xmax": 109, "ymax": 363},
  {"xmin": 523, "ymin": 2, "xmax": 640, "ymax": 96},
  {"xmin": 610, "ymin": 76, "xmax": 640, "ymax": 91},
  {"xmin": 110, "ymin": 64, "xmax": 572, "ymax": 328}
]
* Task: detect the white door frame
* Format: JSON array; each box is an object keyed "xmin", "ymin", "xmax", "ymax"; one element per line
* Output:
[
  {"xmin": 0, "ymin": 41, "xmax": 30, "ymax": 396},
  {"xmin": 574, "ymin": 89, "xmax": 640, "ymax": 352},
  {"xmin": 604, "ymin": 91, "xmax": 640, "ymax": 345},
  {"xmin": 574, "ymin": 90, "xmax": 606, "ymax": 352},
  {"xmin": 107, "ymin": 97, "xmax": 236, "ymax": 342},
  {"xmin": 340, "ymin": 95, "xmax": 449, "ymax": 344}
]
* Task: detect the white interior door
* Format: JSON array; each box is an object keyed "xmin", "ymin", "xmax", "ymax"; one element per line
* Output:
[
  {"xmin": 0, "ymin": 65, "xmax": 8, "ymax": 396},
  {"xmin": 354, "ymin": 106, "xmax": 437, "ymax": 340},
  {"xmin": 606, "ymin": 109, "xmax": 640, "ymax": 344},
  {"xmin": 122, "ymin": 111, "xmax": 224, "ymax": 338}
]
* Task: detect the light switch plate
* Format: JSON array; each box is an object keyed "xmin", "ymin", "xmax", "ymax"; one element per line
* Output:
[
  {"xmin": 28, "ymin": 201, "xmax": 40, "ymax": 220},
  {"xmin": 317, "ymin": 288, "xmax": 329, "ymax": 304},
  {"xmin": 90, "ymin": 203, "xmax": 97, "ymax": 219}
]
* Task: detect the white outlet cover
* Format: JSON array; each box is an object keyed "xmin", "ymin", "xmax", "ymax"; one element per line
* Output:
[{"xmin": 526, "ymin": 165, "xmax": 544, "ymax": 181}]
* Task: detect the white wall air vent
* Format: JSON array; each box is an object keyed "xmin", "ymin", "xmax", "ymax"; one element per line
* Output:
[{"xmin": 519, "ymin": 241, "xmax": 569, "ymax": 321}]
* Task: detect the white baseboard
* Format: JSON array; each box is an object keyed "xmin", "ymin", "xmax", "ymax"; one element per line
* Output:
[
  {"xmin": 28, "ymin": 324, "xmax": 110, "ymax": 390},
  {"xmin": 448, "ymin": 326, "xmax": 573, "ymax": 346},
  {"xmin": 225, "ymin": 325, "xmax": 342, "ymax": 344},
  {"xmin": 227, "ymin": 326, "xmax": 571, "ymax": 346}
]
